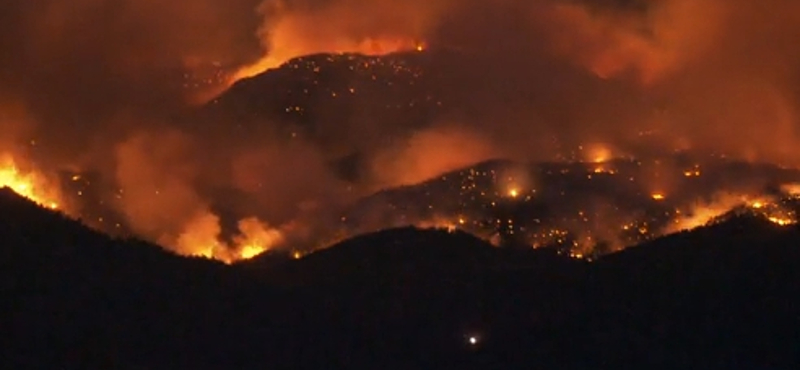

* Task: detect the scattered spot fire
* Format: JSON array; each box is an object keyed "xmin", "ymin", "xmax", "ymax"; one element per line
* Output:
[
  {"xmin": 4, "ymin": 147, "xmax": 800, "ymax": 264},
  {"xmin": 341, "ymin": 153, "xmax": 800, "ymax": 259}
]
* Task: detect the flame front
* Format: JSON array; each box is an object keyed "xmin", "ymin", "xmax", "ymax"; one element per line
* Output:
[
  {"xmin": 233, "ymin": 217, "xmax": 285, "ymax": 260},
  {"xmin": 0, "ymin": 154, "xmax": 61, "ymax": 210},
  {"xmin": 174, "ymin": 213, "xmax": 285, "ymax": 264}
]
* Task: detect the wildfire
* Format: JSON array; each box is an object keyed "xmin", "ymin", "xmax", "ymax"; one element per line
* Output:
[
  {"xmin": 238, "ymin": 244, "xmax": 267, "ymax": 260},
  {"xmin": 583, "ymin": 143, "xmax": 613, "ymax": 164},
  {"xmin": 768, "ymin": 217, "xmax": 794, "ymax": 226},
  {"xmin": 175, "ymin": 213, "xmax": 285, "ymax": 264},
  {"xmin": 745, "ymin": 198, "xmax": 798, "ymax": 227},
  {"xmin": 232, "ymin": 217, "xmax": 285, "ymax": 260},
  {"xmin": 230, "ymin": 32, "xmax": 426, "ymax": 84},
  {"xmin": 593, "ymin": 166, "xmax": 617, "ymax": 174},
  {"xmin": 0, "ymin": 154, "xmax": 61, "ymax": 210},
  {"xmin": 667, "ymin": 193, "xmax": 799, "ymax": 234},
  {"xmin": 418, "ymin": 216, "xmax": 461, "ymax": 233},
  {"xmin": 781, "ymin": 183, "xmax": 800, "ymax": 197}
]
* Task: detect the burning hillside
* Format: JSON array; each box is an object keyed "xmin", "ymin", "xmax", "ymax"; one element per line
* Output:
[
  {"xmin": 4, "ymin": 1, "xmax": 800, "ymax": 368},
  {"xmin": 339, "ymin": 152, "xmax": 800, "ymax": 259},
  {"xmin": 0, "ymin": 152, "xmax": 287, "ymax": 263},
  {"xmin": 1, "ymin": 0, "xmax": 800, "ymax": 264},
  {"xmin": 0, "ymin": 155, "xmax": 61, "ymax": 211},
  {"xmin": 3, "ymin": 42, "xmax": 800, "ymax": 263},
  {"xmin": 232, "ymin": 37, "xmax": 426, "ymax": 83},
  {"xmin": 5, "ymin": 142, "xmax": 800, "ymax": 264}
]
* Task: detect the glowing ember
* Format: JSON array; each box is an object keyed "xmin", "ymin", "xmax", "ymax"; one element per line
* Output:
[
  {"xmin": 0, "ymin": 155, "xmax": 60, "ymax": 210},
  {"xmin": 508, "ymin": 188, "xmax": 520, "ymax": 198},
  {"xmin": 417, "ymin": 217, "xmax": 461, "ymax": 234},
  {"xmin": 651, "ymin": 193, "xmax": 666, "ymax": 201},
  {"xmin": 593, "ymin": 166, "xmax": 617, "ymax": 174}
]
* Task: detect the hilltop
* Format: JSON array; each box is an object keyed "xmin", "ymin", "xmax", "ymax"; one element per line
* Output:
[{"xmin": 187, "ymin": 50, "xmax": 456, "ymax": 143}]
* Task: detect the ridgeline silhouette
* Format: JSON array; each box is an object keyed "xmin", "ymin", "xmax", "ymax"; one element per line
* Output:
[{"xmin": 2, "ymin": 187, "xmax": 799, "ymax": 369}]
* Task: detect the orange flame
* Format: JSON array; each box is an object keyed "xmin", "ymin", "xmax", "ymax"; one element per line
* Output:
[
  {"xmin": 233, "ymin": 217, "xmax": 285, "ymax": 260},
  {"xmin": 0, "ymin": 154, "xmax": 61, "ymax": 210},
  {"xmin": 174, "ymin": 212, "xmax": 285, "ymax": 264}
]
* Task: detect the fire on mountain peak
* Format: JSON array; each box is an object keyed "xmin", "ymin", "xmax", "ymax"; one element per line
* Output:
[{"xmin": 1, "ymin": 0, "xmax": 800, "ymax": 263}]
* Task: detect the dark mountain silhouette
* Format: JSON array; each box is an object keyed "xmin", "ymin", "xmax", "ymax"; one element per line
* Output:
[
  {"xmin": 248, "ymin": 226, "xmax": 584, "ymax": 285},
  {"xmin": 587, "ymin": 216, "xmax": 800, "ymax": 369},
  {"xmin": 2, "ymin": 186, "xmax": 800, "ymax": 369}
]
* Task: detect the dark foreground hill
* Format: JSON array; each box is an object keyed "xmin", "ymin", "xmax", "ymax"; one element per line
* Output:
[{"xmin": 2, "ymin": 188, "xmax": 800, "ymax": 369}]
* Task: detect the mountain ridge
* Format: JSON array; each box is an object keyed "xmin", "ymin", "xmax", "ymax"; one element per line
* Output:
[{"xmin": 3, "ymin": 181, "xmax": 800, "ymax": 369}]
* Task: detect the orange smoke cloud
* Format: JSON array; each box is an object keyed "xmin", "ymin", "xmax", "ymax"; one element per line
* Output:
[
  {"xmin": 229, "ymin": 140, "xmax": 351, "ymax": 223},
  {"xmin": 541, "ymin": 0, "xmax": 727, "ymax": 84},
  {"xmin": 113, "ymin": 129, "xmax": 287, "ymax": 262},
  {"xmin": 114, "ymin": 130, "xmax": 204, "ymax": 240},
  {"xmin": 371, "ymin": 126, "xmax": 500, "ymax": 187},
  {"xmin": 232, "ymin": 0, "xmax": 437, "ymax": 82},
  {"xmin": 234, "ymin": 217, "xmax": 286, "ymax": 258},
  {"xmin": 0, "ymin": 0, "xmax": 799, "ymax": 263},
  {"xmin": 174, "ymin": 212, "xmax": 284, "ymax": 262},
  {"xmin": 174, "ymin": 211, "xmax": 227, "ymax": 258}
]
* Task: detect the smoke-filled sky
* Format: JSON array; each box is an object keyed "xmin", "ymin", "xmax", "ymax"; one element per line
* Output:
[{"xmin": 1, "ymin": 0, "xmax": 799, "ymax": 258}]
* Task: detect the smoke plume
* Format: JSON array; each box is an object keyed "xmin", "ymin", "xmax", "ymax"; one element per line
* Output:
[{"xmin": 1, "ymin": 0, "xmax": 799, "ymax": 259}]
